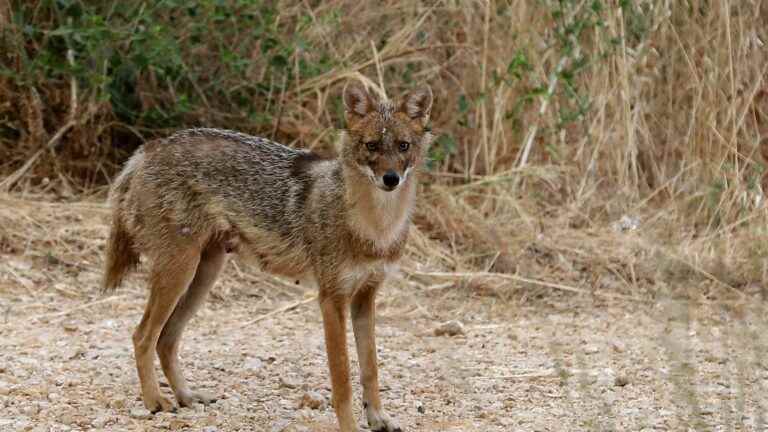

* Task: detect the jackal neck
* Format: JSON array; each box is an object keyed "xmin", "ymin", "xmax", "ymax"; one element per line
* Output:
[{"xmin": 341, "ymin": 165, "xmax": 415, "ymax": 251}]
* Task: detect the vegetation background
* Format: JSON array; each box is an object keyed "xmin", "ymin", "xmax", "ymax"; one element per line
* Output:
[
  {"xmin": 3, "ymin": 0, "xmax": 768, "ymax": 281},
  {"xmin": 2, "ymin": 0, "xmax": 768, "ymax": 430}
]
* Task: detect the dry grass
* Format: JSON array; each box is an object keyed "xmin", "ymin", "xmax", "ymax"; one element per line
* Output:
[{"xmin": 2, "ymin": 2, "xmax": 768, "ymax": 279}]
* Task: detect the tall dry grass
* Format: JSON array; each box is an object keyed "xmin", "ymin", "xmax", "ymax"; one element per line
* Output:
[{"xmin": 1, "ymin": 0, "xmax": 768, "ymax": 298}]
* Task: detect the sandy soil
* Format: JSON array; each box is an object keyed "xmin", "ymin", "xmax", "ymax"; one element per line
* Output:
[
  {"xmin": 1, "ymin": 196, "xmax": 767, "ymax": 431},
  {"xmin": 2, "ymin": 247, "xmax": 767, "ymax": 432}
]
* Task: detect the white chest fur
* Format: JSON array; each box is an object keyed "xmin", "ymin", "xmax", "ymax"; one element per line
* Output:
[{"xmin": 346, "ymin": 183, "xmax": 414, "ymax": 251}]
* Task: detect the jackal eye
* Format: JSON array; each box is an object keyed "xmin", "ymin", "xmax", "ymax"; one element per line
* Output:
[
  {"xmin": 365, "ymin": 141, "xmax": 379, "ymax": 152},
  {"xmin": 397, "ymin": 141, "xmax": 410, "ymax": 152}
]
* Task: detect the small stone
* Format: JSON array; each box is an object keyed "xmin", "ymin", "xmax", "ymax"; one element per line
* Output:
[
  {"xmin": 59, "ymin": 413, "xmax": 76, "ymax": 425},
  {"xmin": 417, "ymin": 403, "xmax": 425, "ymax": 414},
  {"xmin": 434, "ymin": 320, "xmax": 465, "ymax": 337},
  {"xmin": 109, "ymin": 397, "xmax": 127, "ymax": 410},
  {"xmin": 244, "ymin": 358, "xmax": 263, "ymax": 371},
  {"xmin": 271, "ymin": 419, "xmax": 290, "ymax": 432},
  {"xmin": 61, "ymin": 321, "xmax": 79, "ymax": 332},
  {"xmin": 298, "ymin": 391, "xmax": 326, "ymax": 410},
  {"xmin": 584, "ymin": 345, "xmax": 599, "ymax": 355},
  {"xmin": 21, "ymin": 403, "xmax": 40, "ymax": 416},
  {"xmin": 169, "ymin": 418, "xmax": 190, "ymax": 430},
  {"xmin": 279, "ymin": 376, "xmax": 299, "ymax": 389},
  {"xmin": 91, "ymin": 416, "xmax": 109, "ymax": 428},
  {"xmin": 202, "ymin": 427, "xmax": 218, "ymax": 432},
  {"xmin": 130, "ymin": 407, "xmax": 152, "ymax": 420},
  {"xmin": 615, "ymin": 374, "xmax": 630, "ymax": 387},
  {"xmin": 595, "ymin": 368, "xmax": 615, "ymax": 387}
]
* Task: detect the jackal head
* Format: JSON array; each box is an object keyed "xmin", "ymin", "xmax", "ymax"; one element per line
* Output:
[{"xmin": 341, "ymin": 81, "xmax": 434, "ymax": 192}]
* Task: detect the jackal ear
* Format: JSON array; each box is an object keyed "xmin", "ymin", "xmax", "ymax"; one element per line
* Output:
[
  {"xmin": 343, "ymin": 82, "xmax": 375, "ymax": 120},
  {"xmin": 400, "ymin": 86, "xmax": 433, "ymax": 123}
]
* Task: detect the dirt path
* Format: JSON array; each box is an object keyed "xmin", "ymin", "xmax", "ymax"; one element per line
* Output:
[{"xmin": 2, "ymin": 249, "xmax": 767, "ymax": 432}]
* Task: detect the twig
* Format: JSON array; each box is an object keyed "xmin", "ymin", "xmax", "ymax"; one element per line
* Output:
[
  {"xmin": 31, "ymin": 294, "xmax": 128, "ymax": 322},
  {"xmin": 470, "ymin": 369, "xmax": 558, "ymax": 380},
  {"xmin": 270, "ymin": 74, "xmax": 289, "ymax": 140},
  {"xmin": 295, "ymin": 43, "xmax": 472, "ymax": 95},
  {"xmin": 407, "ymin": 270, "xmax": 644, "ymax": 302},
  {"xmin": 4, "ymin": 266, "xmax": 33, "ymax": 296},
  {"xmin": 239, "ymin": 296, "xmax": 317, "ymax": 328},
  {"xmin": 371, "ymin": 40, "xmax": 387, "ymax": 100}
]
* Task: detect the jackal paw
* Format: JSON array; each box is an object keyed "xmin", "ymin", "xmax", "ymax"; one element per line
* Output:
[
  {"xmin": 366, "ymin": 407, "xmax": 402, "ymax": 432},
  {"xmin": 176, "ymin": 389, "xmax": 218, "ymax": 407},
  {"xmin": 144, "ymin": 393, "xmax": 177, "ymax": 414}
]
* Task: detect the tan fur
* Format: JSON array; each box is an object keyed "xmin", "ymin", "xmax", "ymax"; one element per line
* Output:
[{"xmin": 102, "ymin": 80, "xmax": 433, "ymax": 432}]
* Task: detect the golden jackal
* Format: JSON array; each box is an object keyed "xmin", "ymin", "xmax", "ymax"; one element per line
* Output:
[{"xmin": 102, "ymin": 80, "xmax": 434, "ymax": 432}]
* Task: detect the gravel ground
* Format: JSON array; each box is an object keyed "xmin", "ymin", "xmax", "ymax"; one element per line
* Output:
[{"xmin": 2, "ymin": 253, "xmax": 768, "ymax": 432}]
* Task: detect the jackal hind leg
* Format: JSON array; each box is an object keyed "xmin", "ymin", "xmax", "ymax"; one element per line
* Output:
[
  {"xmin": 157, "ymin": 240, "xmax": 228, "ymax": 407},
  {"xmin": 133, "ymin": 245, "xmax": 201, "ymax": 413}
]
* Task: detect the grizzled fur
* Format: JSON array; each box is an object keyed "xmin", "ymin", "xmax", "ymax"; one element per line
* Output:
[{"xmin": 102, "ymin": 81, "xmax": 433, "ymax": 432}]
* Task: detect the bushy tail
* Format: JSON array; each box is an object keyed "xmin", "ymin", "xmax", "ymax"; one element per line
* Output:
[
  {"xmin": 102, "ymin": 149, "xmax": 144, "ymax": 292},
  {"xmin": 102, "ymin": 213, "xmax": 140, "ymax": 291}
]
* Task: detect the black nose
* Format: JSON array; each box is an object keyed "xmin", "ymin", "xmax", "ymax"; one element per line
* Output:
[{"xmin": 382, "ymin": 171, "xmax": 400, "ymax": 188}]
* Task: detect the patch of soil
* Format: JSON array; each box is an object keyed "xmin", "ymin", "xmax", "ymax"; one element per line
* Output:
[{"xmin": 1, "ymin": 196, "xmax": 766, "ymax": 431}]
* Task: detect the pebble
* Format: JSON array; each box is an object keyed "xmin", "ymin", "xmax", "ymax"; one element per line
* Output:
[
  {"xmin": 109, "ymin": 397, "xmax": 127, "ymax": 410},
  {"xmin": 298, "ymin": 391, "xmax": 325, "ymax": 410},
  {"xmin": 434, "ymin": 320, "xmax": 465, "ymax": 337},
  {"xmin": 21, "ymin": 403, "xmax": 40, "ymax": 416},
  {"xmin": 244, "ymin": 358, "xmax": 263, "ymax": 371},
  {"xmin": 91, "ymin": 416, "xmax": 109, "ymax": 428},
  {"xmin": 130, "ymin": 407, "xmax": 152, "ymax": 420},
  {"xmin": 279, "ymin": 376, "xmax": 299, "ymax": 389},
  {"xmin": 61, "ymin": 321, "xmax": 79, "ymax": 332},
  {"xmin": 615, "ymin": 374, "xmax": 630, "ymax": 387},
  {"xmin": 271, "ymin": 419, "xmax": 290, "ymax": 432},
  {"xmin": 169, "ymin": 418, "xmax": 190, "ymax": 429},
  {"xmin": 583, "ymin": 345, "xmax": 599, "ymax": 355}
]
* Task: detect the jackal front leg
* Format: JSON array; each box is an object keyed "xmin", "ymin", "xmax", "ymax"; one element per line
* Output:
[
  {"xmin": 320, "ymin": 293, "xmax": 358, "ymax": 432},
  {"xmin": 351, "ymin": 280, "xmax": 402, "ymax": 432}
]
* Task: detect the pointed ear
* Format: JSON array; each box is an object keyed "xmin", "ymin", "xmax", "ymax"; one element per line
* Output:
[
  {"xmin": 343, "ymin": 81, "xmax": 375, "ymax": 121},
  {"xmin": 400, "ymin": 86, "xmax": 433, "ymax": 123}
]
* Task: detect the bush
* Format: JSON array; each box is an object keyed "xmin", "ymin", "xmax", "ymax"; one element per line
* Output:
[{"xmin": 1, "ymin": 0, "xmax": 767, "ymax": 234}]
